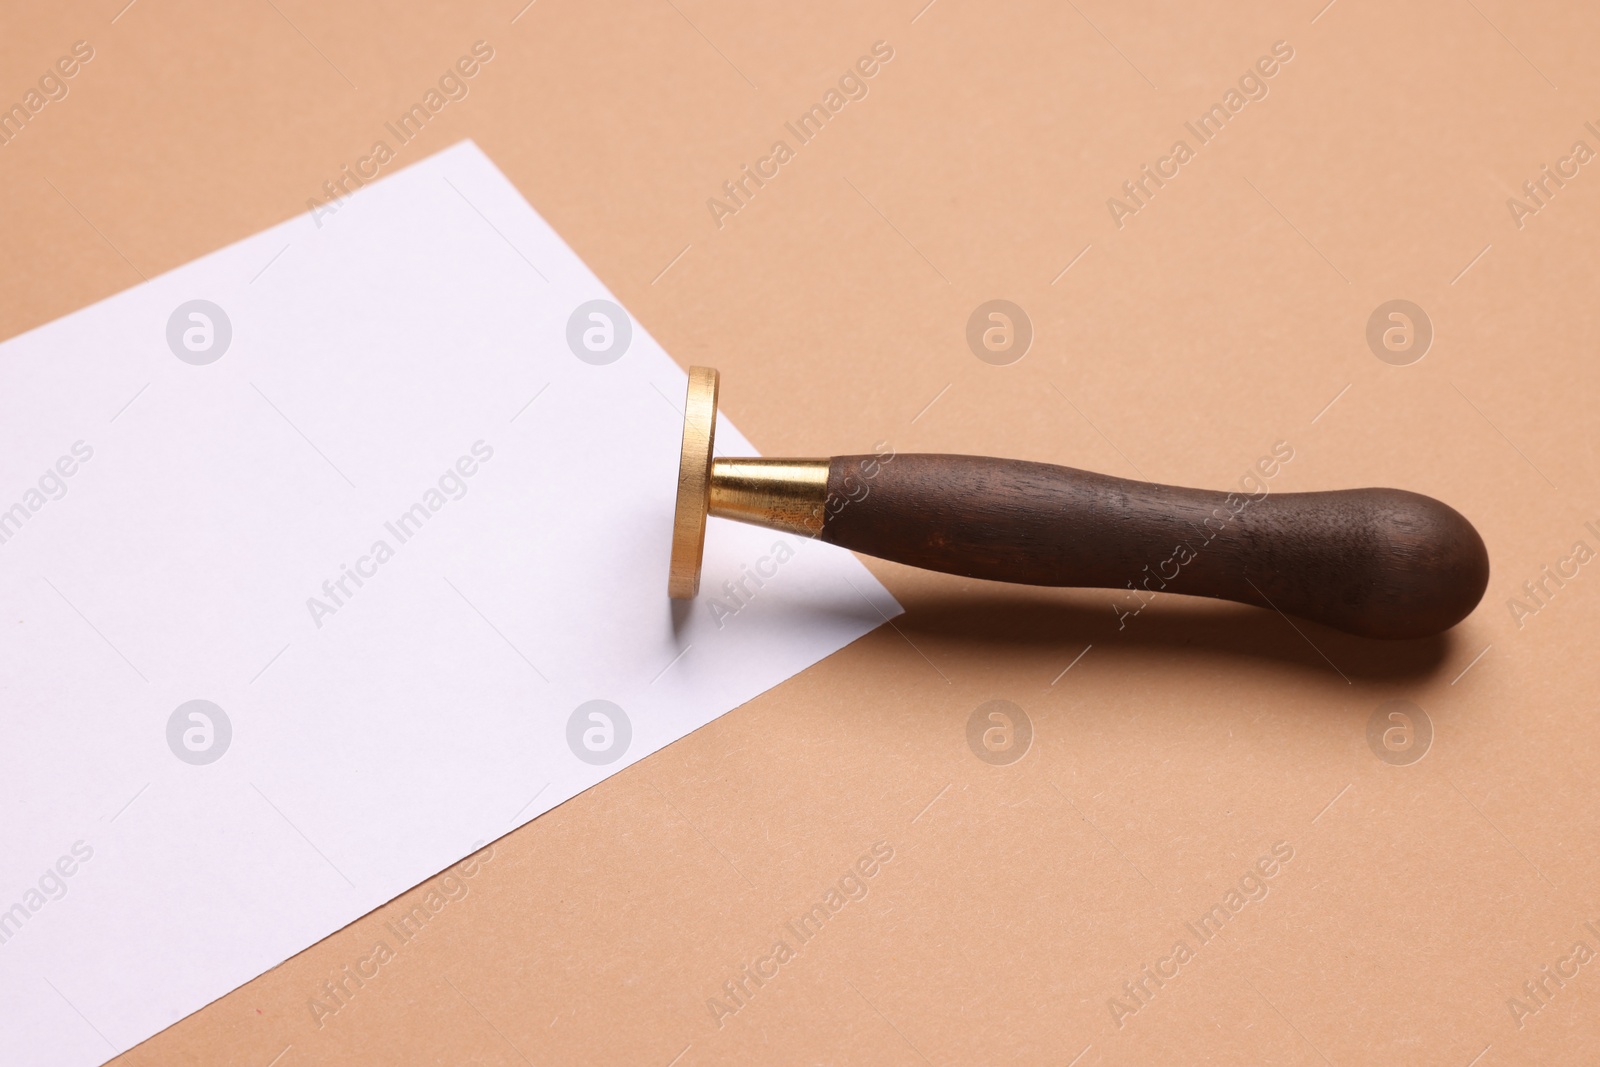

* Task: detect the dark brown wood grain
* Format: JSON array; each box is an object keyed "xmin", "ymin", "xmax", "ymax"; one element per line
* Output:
[{"xmin": 820, "ymin": 454, "xmax": 1489, "ymax": 639}]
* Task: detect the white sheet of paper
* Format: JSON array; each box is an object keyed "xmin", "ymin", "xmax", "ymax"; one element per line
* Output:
[{"xmin": 0, "ymin": 140, "xmax": 899, "ymax": 1067}]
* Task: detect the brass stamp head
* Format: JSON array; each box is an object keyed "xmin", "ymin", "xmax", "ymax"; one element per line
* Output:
[
  {"xmin": 668, "ymin": 366, "xmax": 719, "ymax": 598},
  {"xmin": 668, "ymin": 367, "xmax": 829, "ymax": 599}
]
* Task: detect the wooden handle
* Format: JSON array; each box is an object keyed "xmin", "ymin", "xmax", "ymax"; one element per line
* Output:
[{"xmin": 819, "ymin": 455, "xmax": 1488, "ymax": 639}]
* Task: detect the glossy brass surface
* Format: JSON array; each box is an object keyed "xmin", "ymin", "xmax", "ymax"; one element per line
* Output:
[
  {"xmin": 670, "ymin": 367, "xmax": 830, "ymax": 599},
  {"xmin": 667, "ymin": 366, "xmax": 718, "ymax": 598},
  {"xmin": 708, "ymin": 458, "xmax": 828, "ymax": 537}
]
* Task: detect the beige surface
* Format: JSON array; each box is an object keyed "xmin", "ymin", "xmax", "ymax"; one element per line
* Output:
[{"xmin": 5, "ymin": 1, "xmax": 1599, "ymax": 1063}]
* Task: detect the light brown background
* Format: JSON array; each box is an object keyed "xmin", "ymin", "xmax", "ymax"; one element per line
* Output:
[{"xmin": 5, "ymin": 0, "xmax": 1599, "ymax": 1063}]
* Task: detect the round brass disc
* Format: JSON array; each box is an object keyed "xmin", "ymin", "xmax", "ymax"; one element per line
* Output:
[{"xmin": 668, "ymin": 366, "xmax": 718, "ymax": 598}]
